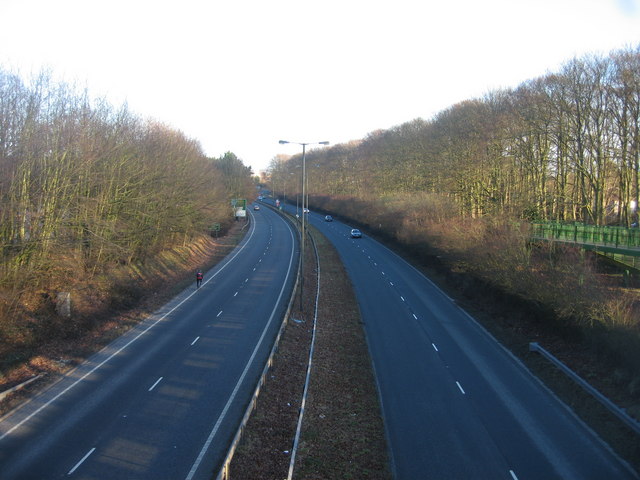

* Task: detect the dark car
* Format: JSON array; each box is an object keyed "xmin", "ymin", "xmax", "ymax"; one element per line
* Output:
[
  {"xmin": 350, "ymin": 228, "xmax": 362, "ymax": 238},
  {"xmin": 325, "ymin": 215, "xmax": 333, "ymax": 222}
]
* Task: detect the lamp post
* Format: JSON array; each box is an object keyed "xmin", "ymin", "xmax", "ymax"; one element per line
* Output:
[{"xmin": 279, "ymin": 139, "xmax": 329, "ymax": 311}]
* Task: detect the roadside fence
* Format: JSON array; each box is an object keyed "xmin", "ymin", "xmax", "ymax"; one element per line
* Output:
[{"xmin": 529, "ymin": 342, "xmax": 640, "ymax": 436}]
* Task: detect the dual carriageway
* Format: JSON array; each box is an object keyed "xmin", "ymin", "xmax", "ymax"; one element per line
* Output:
[{"xmin": 0, "ymin": 201, "xmax": 636, "ymax": 479}]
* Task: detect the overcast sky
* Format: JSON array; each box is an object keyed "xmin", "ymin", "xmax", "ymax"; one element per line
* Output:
[{"xmin": 1, "ymin": 0, "xmax": 640, "ymax": 174}]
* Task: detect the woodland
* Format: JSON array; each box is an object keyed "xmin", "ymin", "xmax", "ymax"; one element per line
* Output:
[
  {"xmin": 272, "ymin": 47, "xmax": 640, "ymax": 226},
  {"xmin": 269, "ymin": 46, "xmax": 640, "ymax": 398},
  {"xmin": 0, "ymin": 69, "xmax": 255, "ymax": 376},
  {"xmin": 2, "ymin": 45, "xmax": 640, "ymax": 416}
]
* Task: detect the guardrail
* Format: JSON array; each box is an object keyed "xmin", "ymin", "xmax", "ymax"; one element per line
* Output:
[
  {"xmin": 529, "ymin": 342, "xmax": 640, "ymax": 436},
  {"xmin": 286, "ymin": 229, "xmax": 320, "ymax": 480},
  {"xmin": 216, "ymin": 204, "xmax": 302, "ymax": 480},
  {"xmin": 0, "ymin": 374, "xmax": 42, "ymax": 402}
]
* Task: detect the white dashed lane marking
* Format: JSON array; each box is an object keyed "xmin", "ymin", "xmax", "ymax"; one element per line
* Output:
[
  {"xmin": 68, "ymin": 448, "xmax": 96, "ymax": 475},
  {"xmin": 148, "ymin": 377, "xmax": 163, "ymax": 392}
]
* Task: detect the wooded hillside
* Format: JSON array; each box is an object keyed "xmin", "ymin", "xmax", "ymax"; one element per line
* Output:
[
  {"xmin": 272, "ymin": 46, "xmax": 640, "ymax": 226},
  {"xmin": 269, "ymin": 46, "xmax": 640, "ymax": 398},
  {"xmin": 0, "ymin": 69, "xmax": 254, "ymax": 377}
]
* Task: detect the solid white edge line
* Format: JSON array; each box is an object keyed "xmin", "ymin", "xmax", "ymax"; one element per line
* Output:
[
  {"xmin": 67, "ymin": 447, "xmax": 95, "ymax": 475},
  {"xmin": 148, "ymin": 377, "xmax": 163, "ymax": 392},
  {"xmin": 0, "ymin": 217, "xmax": 258, "ymax": 442},
  {"xmin": 185, "ymin": 212, "xmax": 296, "ymax": 480}
]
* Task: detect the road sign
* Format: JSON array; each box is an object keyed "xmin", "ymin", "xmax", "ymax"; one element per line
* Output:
[{"xmin": 231, "ymin": 199, "xmax": 247, "ymax": 210}]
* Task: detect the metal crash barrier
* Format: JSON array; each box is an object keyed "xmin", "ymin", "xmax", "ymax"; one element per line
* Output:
[{"xmin": 529, "ymin": 342, "xmax": 640, "ymax": 435}]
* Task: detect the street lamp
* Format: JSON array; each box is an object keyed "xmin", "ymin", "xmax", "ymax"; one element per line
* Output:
[{"xmin": 279, "ymin": 139, "xmax": 329, "ymax": 312}]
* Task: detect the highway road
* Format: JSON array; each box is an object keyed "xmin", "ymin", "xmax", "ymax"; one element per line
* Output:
[
  {"xmin": 295, "ymin": 205, "xmax": 637, "ymax": 480},
  {"xmin": 0, "ymin": 206, "xmax": 298, "ymax": 480}
]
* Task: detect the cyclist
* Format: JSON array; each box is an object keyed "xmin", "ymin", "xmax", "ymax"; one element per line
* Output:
[{"xmin": 196, "ymin": 270, "xmax": 203, "ymax": 288}]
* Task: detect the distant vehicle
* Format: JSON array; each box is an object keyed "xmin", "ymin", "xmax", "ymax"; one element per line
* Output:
[
  {"xmin": 350, "ymin": 228, "xmax": 362, "ymax": 238},
  {"xmin": 324, "ymin": 215, "xmax": 333, "ymax": 222},
  {"xmin": 253, "ymin": 205, "xmax": 260, "ymax": 210},
  {"xmin": 303, "ymin": 208, "xmax": 310, "ymax": 214}
]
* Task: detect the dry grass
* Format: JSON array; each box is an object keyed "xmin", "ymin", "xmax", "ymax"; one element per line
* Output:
[
  {"xmin": 5, "ymin": 196, "xmax": 639, "ymax": 476},
  {"xmin": 305, "ymin": 192, "xmax": 640, "ymax": 473},
  {"xmin": 0, "ymin": 216, "xmax": 391, "ymax": 480},
  {"xmin": 0, "ymin": 224, "xmax": 247, "ymax": 416},
  {"xmin": 295, "ymin": 231, "xmax": 389, "ymax": 480},
  {"xmin": 228, "ymin": 225, "xmax": 391, "ymax": 480},
  {"xmin": 226, "ymin": 242, "xmax": 315, "ymax": 479}
]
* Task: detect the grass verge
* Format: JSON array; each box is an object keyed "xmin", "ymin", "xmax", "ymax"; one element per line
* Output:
[
  {"xmin": 0, "ymin": 223, "xmax": 248, "ymax": 417},
  {"xmin": 227, "ymin": 224, "xmax": 391, "ymax": 479}
]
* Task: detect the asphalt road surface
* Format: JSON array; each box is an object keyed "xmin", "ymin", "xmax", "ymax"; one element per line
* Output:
[
  {"xmin": 0, "ymin": 206, "xmax": 298, "ymax": 480},
  {"xmin": 299, "ymin": 206, "xmax": 637, "ymax": 480}
]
